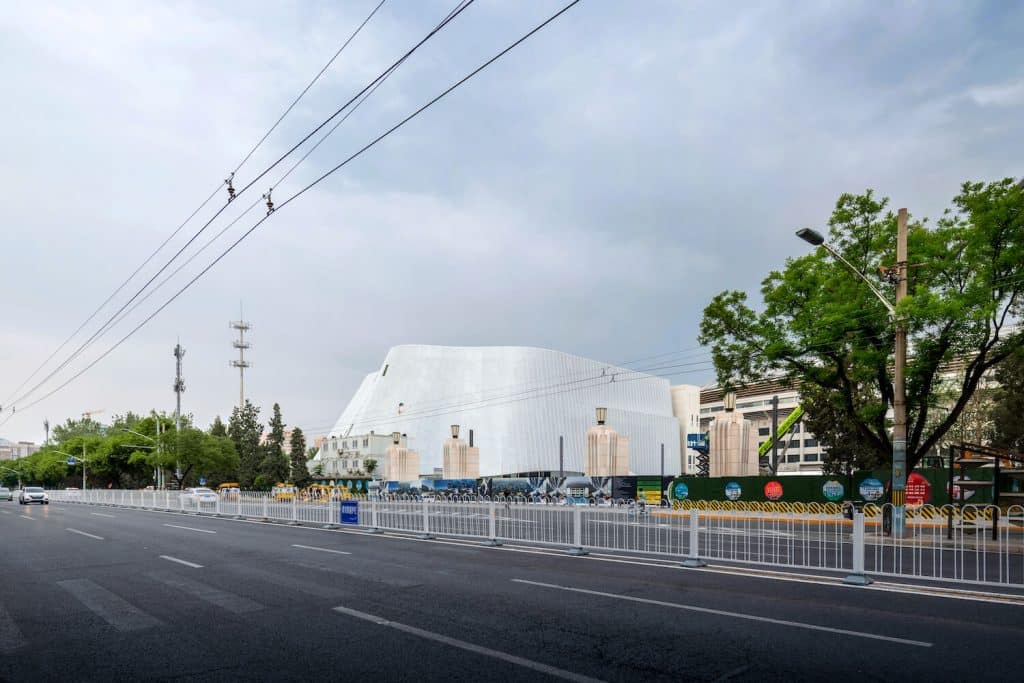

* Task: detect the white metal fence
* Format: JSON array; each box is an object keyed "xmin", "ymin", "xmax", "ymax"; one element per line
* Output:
[{"xmin": 46, "ymin": 489, "xmax": 1024, "ymax": 588}]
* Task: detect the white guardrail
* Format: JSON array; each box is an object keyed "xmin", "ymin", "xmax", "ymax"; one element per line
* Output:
[{"xmin": 46, "ymin": 489, "xmax": 1024, "ymax": 588}]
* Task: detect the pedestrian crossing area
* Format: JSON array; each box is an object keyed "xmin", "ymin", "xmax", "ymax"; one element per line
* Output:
[{"xmin": 0, "ymin": 562, "xmax": 332, "ymax": 656}]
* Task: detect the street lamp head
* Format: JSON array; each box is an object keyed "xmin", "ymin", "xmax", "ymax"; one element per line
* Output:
[{"xmin": 795, "ymin": 228, "xmax": 825, "ymax": 246}]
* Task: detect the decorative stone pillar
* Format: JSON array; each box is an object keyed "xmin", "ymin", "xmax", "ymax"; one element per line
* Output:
[
  {"xmin": 443, "ymin": 425, "xmax": 480, "ymax": 480},
  {"xmin": 584, "ymin": 407, "xmax": 630, "ymax": 477},
  {"xmin": 384, "ymin": 431, "xmax": 420, "ymax": 481},
  {"xmin": 709, "ymin": 393, "xmax": 758, "ymax": 477}
]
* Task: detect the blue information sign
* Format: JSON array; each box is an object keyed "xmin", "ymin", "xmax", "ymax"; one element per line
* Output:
[
  {"xmin": 198, "ymin": 477, "xmax": 207, "ymax": 486},
  {"xmin": 340, "ymin": 500, "xmax": 359, "ymax": 525},
  {"xmin": 66, "ymin": 457, "xmax": 77, "ymax": 466}
]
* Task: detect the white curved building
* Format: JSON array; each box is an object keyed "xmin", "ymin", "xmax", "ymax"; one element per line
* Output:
[{"xmin": 312, "ymin": 345, "xmax": 682, "ymax": 477}]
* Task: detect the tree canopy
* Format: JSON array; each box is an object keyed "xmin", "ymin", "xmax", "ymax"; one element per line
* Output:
[{"xmin": 699, "ymin": 179, "xmax": 1024, "ymax": 473}]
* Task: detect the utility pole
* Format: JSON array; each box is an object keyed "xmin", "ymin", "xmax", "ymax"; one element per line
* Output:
[
  {"xmin": 173, "ymin": 343, "xmax": 185, "ymax": 483},
  {"xmin": 891, "ymin": 208, "xmax": 909, "ymax": 536},
  {"xmin": 770, "ymin": 395, "xmax": 779, "ymax": 474},
  {"xmin": 230, "ymin": 312, "xmax": 251, "ymax": 410},
  {"xmin": 43, "ymin": 419, "xmax": 50, "ymax": 446}
]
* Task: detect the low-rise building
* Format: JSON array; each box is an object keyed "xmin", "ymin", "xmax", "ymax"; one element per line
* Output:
[
  {"xmin": 310, "ymin": 430, "xmax": 396, "ymax": 478},
  {"xmin": 0, "ymin": 439, "xmax": 39, "ymax": 461}
]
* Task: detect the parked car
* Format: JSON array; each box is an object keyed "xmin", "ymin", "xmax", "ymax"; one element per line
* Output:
[
  {"xmin": 179, "ymin": 487, "xmax": 218, "ymax": 504},
  {"xmin": 0, "ymin": 486, "xmax": 12, "ymax": 501},
  {"xmin": 19, "ymin": 487, "xmax": 49, "ymax": 505}
]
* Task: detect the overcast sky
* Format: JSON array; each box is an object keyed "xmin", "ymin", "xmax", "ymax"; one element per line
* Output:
[{"xmin": 1, "ymin": 0, "xmax": 1021, "ymax": 443}]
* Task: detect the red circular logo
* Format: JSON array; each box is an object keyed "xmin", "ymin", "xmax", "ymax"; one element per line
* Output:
[
  {"xmin": 905, "ymin": 472, "xmax": 932, "ymax": 506},
  {"xmin": 764, "ymin": 481, "xmax": 784, "ymax": 501}
]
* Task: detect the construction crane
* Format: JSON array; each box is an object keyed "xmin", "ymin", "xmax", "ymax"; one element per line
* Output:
[{"xmin": 81, "ymin": 408, "xmax": 105, "ymax": 421}]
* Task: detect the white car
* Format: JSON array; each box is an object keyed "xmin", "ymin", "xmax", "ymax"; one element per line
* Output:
[
  {"xmin": 179, "ymin": 487, "xmax": 218, "ymax": 504},
  {"xmin": 19, "ymin": 487, "xmax": 49, "ymax": 505}
]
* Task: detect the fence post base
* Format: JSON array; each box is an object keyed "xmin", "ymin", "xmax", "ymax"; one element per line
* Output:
[
  {"xmin": 416, "ymin": 532, "xmax": 435, "ymax": 540},
  {"xmin": 483, "ymin": 538, "xmax": 502, "ymax": 547},
  {"xmin": 681, "ymin": 558, "xmax": 707, "ymax": 568},
  {"xmin": 842, "ymin": 572, "xmax": 873, "ymax": 586},
  {"xmin": 566, "ymin": 546, "xmax": 588, "ymax": 556},
  {"xmin": 322, "ymin": 523, "xmax": 338, "ymax": 530},
  {"xmin": 365, "ymin": 527, "xmax": 383, "ymax": 534}
]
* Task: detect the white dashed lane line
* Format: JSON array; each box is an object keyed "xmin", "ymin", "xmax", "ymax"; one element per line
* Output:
[
  {"xmin": 66, "ymin": 528, "xmax": 104, "ymax": 540},
  {"xmin": 292, "ymin": 544, "xmax": 351, "ymax": 556},
  {"xmin": 512, "ymin": 579, "xmax": 933, "ymax": 648},
  {"xmin": 163, "ymin": 523, "xmax": 216, "ymax": 534},
  {"xmin": 159, "ymin": 555, "xmax": 203, "ymax": 569}
]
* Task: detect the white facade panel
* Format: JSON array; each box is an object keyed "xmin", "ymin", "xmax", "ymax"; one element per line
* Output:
[{"xmin": 314, "ymin": 345, "xmax": 681, "ymax": 477}]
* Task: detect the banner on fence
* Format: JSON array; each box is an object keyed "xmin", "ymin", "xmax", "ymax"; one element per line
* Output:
[{"xmin": 340, "ymin": 500, "xmax": 359, "ymax": 525}]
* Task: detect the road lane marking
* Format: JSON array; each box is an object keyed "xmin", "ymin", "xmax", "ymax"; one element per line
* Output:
[
  {"xmin": 90, "ymin": 512, "xmax": 116, "ymax": 518},
  {"xmin": 0, "ymin": 604, "xmax": 26, "ymax": 654},
  {"xmin": 163, "ymin": 523, "xmax": 216, "ymax": 534},
  {"xmin": 147, "ymin": 571, "xmax": 262, "ymax": 614},
  {"xmin": 18, "ymin": 515, "xmax": 36, "ymax": 520},
  {"xmin": 66, "ymin": 528, "xmax": 104, "ymax": 540},
  {"xmin": 58, "ymin": 578, "xmax": 162, "ymax": 632},
  {"xmin": 292, "ymin": 543, "xmax": 351, "ymax": 556},
  {"xmin": 511, "ymin": 579, "xmax": 933, "ymax": 648},
  {"xmin": 0, "ymin": 510, "xmax": 11, "ymax": 515},
  {"xmin": 332, "ymin": 605, "xmax": 604, "ymax": 682},
  {"xmin": 159, "ymin": 555, "xmax": 203, "ymax": 569}
]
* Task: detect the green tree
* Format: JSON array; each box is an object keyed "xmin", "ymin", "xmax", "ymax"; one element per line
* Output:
[
  {"xmin": 699, "ymin": 180, "xmax": 1024, "ymax": 474},
  {"xmin": 289, "ymin": 427, "xmax": 309, "ymax": 487},
  {"xmin": 228, "ymin": 401, "xmax": 262, "ymax": 488},
  {"xmin": 52, "ymin": 416, "xmax": 105, "ymax": 443},
  {"xmin": 364, "ymin": 458, "xmax": 378, "ymax": 478},
  {"xmin": 210, "ymin": 415, "xmax": 227, "ymax": 438},
  {"xmin": 258, "ymin": 403, "xmax": 290, "ymax": 484},
  {"xmin": 992, "ymin": 348, "xmax": 1024, "ymax": 452},
  {"xmin": 131, "ymin": 427, "xmax": 237, "ymax": 489},
  {"xmin": 801, "ymin": 385, "xmax": 887, "ymax": 475}
]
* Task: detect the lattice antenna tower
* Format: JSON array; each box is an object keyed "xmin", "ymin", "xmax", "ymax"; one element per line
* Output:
[{"xmin": 229, "ymin": 308, "xmax": 251, "ymax": 410}]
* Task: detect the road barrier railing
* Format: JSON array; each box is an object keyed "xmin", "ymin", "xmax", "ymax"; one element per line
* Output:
[{"xmin": 46, "ymin": 490, "xmax": 1024, "ymax": 588}]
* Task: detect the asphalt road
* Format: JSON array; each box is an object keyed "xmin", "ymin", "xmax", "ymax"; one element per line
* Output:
[{"xmin": 1, "ymin": 502, "xmax": 1022, "ymax": 682}]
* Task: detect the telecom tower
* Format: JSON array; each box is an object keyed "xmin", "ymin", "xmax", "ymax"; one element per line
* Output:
[
  {"xmin": 230, "ymin": 315, "xmax": 251, "ymax": 410},
  {"xmin": 173, "ymin": 343, "xmax": 185, "ymax": 480}
]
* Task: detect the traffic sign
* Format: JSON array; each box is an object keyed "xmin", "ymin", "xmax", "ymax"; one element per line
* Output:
[
  {"xmin": 198, "ymin": 477, "xmax": 207, "ymax": 486},
  {"xmin": 66, "ymin": 457, "xmax": 77, "ymax": 466}
]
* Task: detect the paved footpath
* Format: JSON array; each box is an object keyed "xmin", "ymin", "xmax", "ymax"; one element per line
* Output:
[{"xmin": 1, "ymin": 502, "xmax": 1022, "ymax": 681}]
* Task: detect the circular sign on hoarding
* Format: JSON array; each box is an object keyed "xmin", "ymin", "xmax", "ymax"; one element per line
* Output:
[
  {"xmin": 673, "ymin": 482, "xmax": 689, "ymax": 500},
  {"xmin": 905, "ymin": 472, "xmax": 931, "ymax": 506},
  {"xmin": 725, "ymin": 481, "xmax": 742, "ymax": 501},
  {"xmin": 764, "ymin": 481, "xmax": 783, "ymax": 501},
  {"xmin": 859, "ymin": 478, "xmax": 885, "ymax": 502},
  {"xmin": 822, "ymin": 480, "xmax": 845, "ymax": 502}
]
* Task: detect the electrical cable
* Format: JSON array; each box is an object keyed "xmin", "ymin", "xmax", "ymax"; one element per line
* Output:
[
  {"xmin": 1, "ymin": 0, "xmax": 583, "ymax": 420},
  {"xmin": 0, "ymin": 0, "xmax": 475, "ymax": 416},
  {"xmin": 0, "ymin": 0, "xmax": 391, "ymax": 414}
]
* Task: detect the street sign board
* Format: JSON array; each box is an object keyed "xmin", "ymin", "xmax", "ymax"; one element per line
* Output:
[
  {"xmin": 340, "ymin": 500, "xmax": 359, "ymax": 525},
  {"xmin": 198, "ymin": 478, "xmax": 207, "ymax": 486},
  {"xmin": 66, "ymin": 457, "xmax": 76, "ymax": 466}
]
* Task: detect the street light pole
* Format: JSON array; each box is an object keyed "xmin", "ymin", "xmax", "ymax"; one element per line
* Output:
[{"xmin": 796, "ymin": 210, "xmax": 909, "ymax": 536}]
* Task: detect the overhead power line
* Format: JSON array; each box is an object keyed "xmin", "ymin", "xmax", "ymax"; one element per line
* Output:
[
  {"xmin": 1, "ymin": 0, "xmax": 583, "ymax": 420},
  {"xmin": 0, "ymin": 0, "xmax": 475, "ymax": 418},
  {"xmin": 0, "ymin": 0, "xmax": 389, "ymax": 415},
  {"xmin": 232, "ymin": 0, "xmax": 388, "ymax": 174}
]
